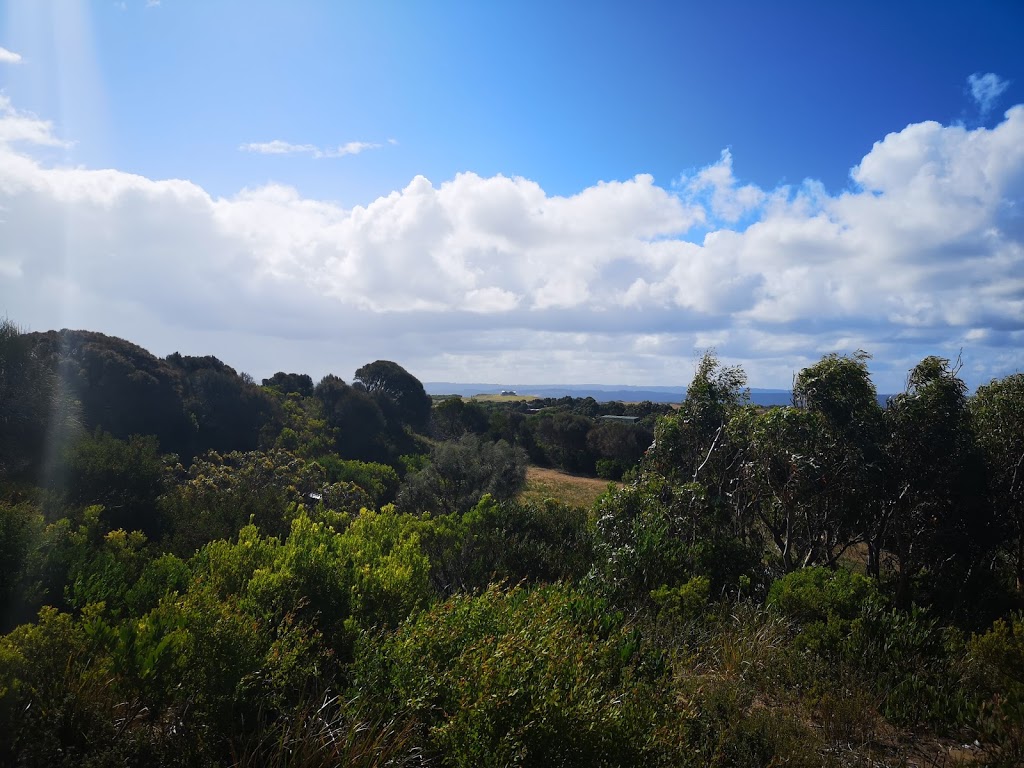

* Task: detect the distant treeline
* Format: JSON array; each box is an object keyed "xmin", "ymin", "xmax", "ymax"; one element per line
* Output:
[{"xmin": 0, "ymin": 325, "xmax": 671, "ymax": 484}]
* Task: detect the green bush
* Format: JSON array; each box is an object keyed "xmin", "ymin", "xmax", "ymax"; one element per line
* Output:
[
  {"xmin": 845, "ymin": 595, "xmax": 972, "ymax": 729},
  {"xmin": 967, "ymin": 613, "xmax": 1024, "ymax": 758},
  {"xmin": 768, "ymin": 567, "xmax": 876, "ymax": 624},
  {"xmin": 359, "ymin": 583, "xmax": 652, "ymax": 767},
  {"xmin": 767, "ymin": 566, "xmax": 877, "ymax": 655}
]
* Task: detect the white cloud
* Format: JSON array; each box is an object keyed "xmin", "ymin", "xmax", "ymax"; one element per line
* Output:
[
  {"xmin": 240, "ymin": 138, "xmax": 384, "ymax": 159},
  {"xmin": 3, "ymin": 95, "xmax": 1024, "ymax": 390},
  {"xmin": 0, "ymin": 95, "xmax": 69, "ymax": 147},
  {"xmin": 0, "ymin": 47, "xmax": 22, "ymax": 64},
  {"xmin": 969, "ymin": 72, "xmax": 1010, "ymax": 115},
  {"xmin": 678, "ymin": 149, "xmax": 765, "ymax": 222}
]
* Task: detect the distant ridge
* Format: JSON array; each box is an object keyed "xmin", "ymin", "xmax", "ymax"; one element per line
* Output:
[{"xmin": 424, "ymin": 382, "xmax": 795, "ymax": 406}]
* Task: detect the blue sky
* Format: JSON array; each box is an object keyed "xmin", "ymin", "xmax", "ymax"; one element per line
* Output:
[{"xmin": 1, "ymin": 1, "xmax": 1023, "ymax": 390}]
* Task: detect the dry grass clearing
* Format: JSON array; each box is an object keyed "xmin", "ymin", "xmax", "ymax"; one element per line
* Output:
[{"xmin": 519, "ymin": 465, "xmax": 620, "ymax": 509}]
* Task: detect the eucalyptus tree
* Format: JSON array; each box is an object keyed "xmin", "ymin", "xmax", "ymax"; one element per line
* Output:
[
  {"xmin": 970, "ymin": 373, "xmax": 1024, "ymax": 589},
  {"xmin": 645, "ymin": 351, "xmax": 748, "ymax": 496},
  {"xmin": 728, "ymin": 353, "xmax": 884, "ymax": 573},
  {"xmin": 883, "ymin": 356, "xmax": 993, "ymax": 608}
]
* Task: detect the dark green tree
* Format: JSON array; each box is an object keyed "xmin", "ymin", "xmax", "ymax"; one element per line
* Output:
[
  {"xmin": 354, "ymin": 360, "xmax": 432, "ymax": 432},
  {"xmin": 261, "ymin": 371, "xmax": 315, "ymax": 397},
  {"xmin": 884, "ymin": 356, "xmax": 995, "ymax": 612},
  {"xmin": 314, "ymin": 374, "xmax": 391, "ymax": 462},
  {"xmin": 531, "ymin": 411, "xmax": 594, "ymax": 473},
  {"xmin": 431, "ymin": 397, "xmax": 490, "ymax": 440},
  {"xmin": 168, "ymin": 354, "xmax": 279, "ymax": 457},
  {"xmin": 397, "ymin": 435, "xmax": 527, "ymax": 516},
  {"xmin": 30, "ymin": 330, "xmax": 191, "ymax": 455},
  {"xmin": 0, "ymin": 319, "xmax": 77, "ymax": 478},
  {"xmin": 970, "ymin": 373, "xmax": 1024, "ymax": 590}
]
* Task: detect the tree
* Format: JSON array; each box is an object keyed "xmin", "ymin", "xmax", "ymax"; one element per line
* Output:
[
  {"xmin": 397, "ymin": 435, "xmax": 527, "ymax": 516},
  {"xmin": 54, "ymin": 431, "xmax": 167, "ymax": 537},
  {"xmin": 431, "ymin": 397, "xmax": 489, "ymax": 440},
  {"xmin": 645, "ymin": 350, "xmax": 747, "ymax": 494},
  {"xmin": 354, "ymin": 360, "xmax": 432, "ymax": 432},
  {"xmin": 168, "ymin": 355, "xmax": 279, "ymax": 457},
  {"xmin": 586, "ymin": 419, "xmax": 652, "ymax": 480},
  {"xmin": 31, "ymin": 330, "xmax": 192, "ymax": 455},
  {"xmin": 531, "ymin": 411, "xmax": 594, "ymax": 473},
  {"xmin": 730, "ymin": 405, "xmax": 865, "ymax": 573},
  {"xmin": 884, "ymin": 356, "xmax": 994, "ymax": 611},
  {"xmin": 314, "ymin": 374, "xmax": 390, "ymax": 462},
  {"xmin": 792, "ymin": 352, "xmax": 885, "ymax": 573},
  {"xmin": 970, "ymin": 373, "xmax": 1024, "ymax": 589},
  {"xmin": 0, "ymin": 319, "xmax": 77, "ymax": 478},
  {"xmin": 261, "ymin": 371, "xmax": 314, "ymax": 397}
]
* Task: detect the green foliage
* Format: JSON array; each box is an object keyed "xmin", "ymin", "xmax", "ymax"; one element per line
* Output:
[
  {"xmin": 885, "ymin": 356, "xmax": 995, "ymax": 615},
  {"xmin": 971, "ymin": 373, "xmax": 1024, "ymax": 588},
  {"xmin": 646, "ymin": 351, "xmax": 746, "ymax": 485},
  {"xmin": 768, "ymin": 567, "xmax": 877, "ymax": 655},
  {"xmin": 650, "ymin": 575, "xmax": 712, "ymax": 624},
  {"xmin": 968, "ymin": 614, "xmax": 1024, "ymax": 758},
  {"xmin": 9, "ymin": 325, "xmax": 1024, "ymax": 764},
  {"xmin": 261, "ymin": 371, "xmax": 315, "ymax": 398},
  {"xmin": 397, "ymin": 435, "xmax": 527, "ymax": 516},
  {"xmin": 267, "ymin": 389, "xmax": 337, "ymax": 458},
  {"xmin": 768, "ymin": 567, "xmax": 876, "ymax": 624},
  {"xmin": 359, "ymin": 583, "xmax": 649, "ymax": 767},
  {"xmin": 168, "ymin": 353, "xmax": 280, "ymax": 457},
  {"xmin": 793, "ymin": 350, "xmax": 879, "ymax": 430},
  {"xmin": 66, "ymin": 527, "xmax": 152, "ymax": 615},
  {"xmin": 160, "ymin": 449, "xmax": 364, "ymax": 553},
  {"xmin": 30, "ymin": 328, "xmax": 193, "ymax": 456},
  {"xmin": 354, "ymin": 360, "xmax": 432, "ymax": 433},
  {"xmin": 591, "ymin": 477, "xmax": 760, "ymax": 603},
  {"xmin": 0, "ymin": 319, "xmax": 79, "ymax": 479},
  {"xmin": 845, "ymin": 595, "xmax": 973, "ymax": 729},
  {"xmin": 315, "ymin": 374, "xmax": 394, "ymax": 462},
  {"xmin": 450, "ymin": 495, "xmax": 595, "ymax": 592},
  {"xmin": 338, "ymin": 508, "xmax": 434, "ymax": 630},
  {"xmin": 530, "ymin": 410, "xmax": 595, "ymax": 473},
  {"xmin": 0, "ymin": 500, "xmax": 46, "ymax": 631},
  {"xmin": 317, "ymin": 456, "xmax": 400, "ymax": 506},
  {"xmin": 51, "ymin": 430, "xmax": 166, "ymax": 536},
  {"xmin": 431, "ymin": 396, "xmax": 490, "ymax": 440},
  {"xmin": 587, "ymin": 420, "xmax": 652, "ymax": 480}
]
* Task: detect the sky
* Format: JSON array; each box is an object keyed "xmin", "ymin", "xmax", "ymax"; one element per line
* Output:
[{"xmin": 0, "ymin": 1, "xmax": 1023, "ymax": 391}]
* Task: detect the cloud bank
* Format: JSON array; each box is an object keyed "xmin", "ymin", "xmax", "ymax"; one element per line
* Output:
[
  {"xmin": 1, "ymin": 95, "xmax": 1022, "ymax": 390},
  {"xmin": 0, "ymin": 47, "xmax": 21, "ymax": 64}
]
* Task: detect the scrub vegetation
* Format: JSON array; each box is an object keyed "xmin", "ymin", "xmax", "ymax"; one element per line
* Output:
[{"xmin": 2, "ymin": 318, "xmax": 1023, "ymax": 766}]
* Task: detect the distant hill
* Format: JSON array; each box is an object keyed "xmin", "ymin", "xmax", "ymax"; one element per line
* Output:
[{"xmin": 424, "ymin": 382, "xmax": 795, "ymax": 406}]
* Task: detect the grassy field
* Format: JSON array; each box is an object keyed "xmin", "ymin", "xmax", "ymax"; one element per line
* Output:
[
  {"xmin": 519, "ymin": 466, "xmax": 620, "ymax": 509},
  {"xmin": 470, "ymin": 393, "xmax": 540, "ymax": 403}
]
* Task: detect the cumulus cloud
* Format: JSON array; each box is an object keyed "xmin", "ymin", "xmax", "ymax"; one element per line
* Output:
[
  {"xmin": 969, "ymin": 72, "xmax": 1010, "ymax": 116},
  {"xmin": 3, "ymin": 94, "xmax": 1023, "ymax": 389},
  {"xmin": 0, "ymin": 46, "xmax": 22, "ymax": 64},
  {"xmin": 240, "ymin": 138, "xmax": 383, "ymax": 158},
  {"xmin": 677, "ymin": 149, "xmax": 765, "ymax": 223},
  {"xmin": 0, "ymin": 96, "xmax": 69, "ymax": 147}
]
